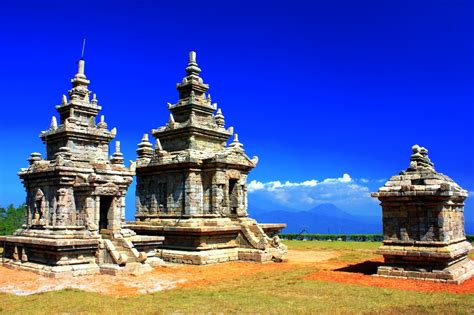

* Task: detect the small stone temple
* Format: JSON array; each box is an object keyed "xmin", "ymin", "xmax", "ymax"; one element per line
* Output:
[
  {"xmin": 0, "ymin": 58, "xmax": 163, "ymax": 277},
  {"xmin": 127, "ymin": 51, "xmax": 287, "ymax": 264},
  {"xmin": 372, "ymin": 145, "xmax": 473, "ymax": 283}
]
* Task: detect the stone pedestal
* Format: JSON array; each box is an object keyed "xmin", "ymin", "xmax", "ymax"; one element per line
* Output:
[{"xmin": 372, "ymin": 145, "xmax": 473, "ymax": 284}]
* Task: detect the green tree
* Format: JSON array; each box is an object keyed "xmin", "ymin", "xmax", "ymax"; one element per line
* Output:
[{"xmin": 0, "ymin": 204, "xmax": 25, "ymax": 235}]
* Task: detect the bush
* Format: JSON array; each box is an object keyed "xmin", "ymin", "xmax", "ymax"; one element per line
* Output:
[
  {"xmin": 280, "ymin": 233, "xmax": 474, "ymax": 242},
  {"xmin": 281, "ymin": 234, "xmax": 383, "ymax": 242},
  {"xmin": 0, "ymin": 204, "xmax": 25, "ymax": 235}
]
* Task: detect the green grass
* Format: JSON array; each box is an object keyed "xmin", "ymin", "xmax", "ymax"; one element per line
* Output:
[
  {"xmin": 0, "ymin": 241, "xmax": 473, "ymax": 314},
  {"xmin": 284, "ymin": 240, "xmax": 381, "ymax": 251},
  {"xmin": 285, "ymin": 240, "xmax": 381, "ymax": 262}
]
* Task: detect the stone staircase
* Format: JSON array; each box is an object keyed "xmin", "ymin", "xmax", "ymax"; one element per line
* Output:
[
  {"xmin": 100, "ymin": 236, "xmax": 152, "ymax": 275},
  {"xmin": 237, "ymin": 218, "xmax": 287, "ymax": 262}
]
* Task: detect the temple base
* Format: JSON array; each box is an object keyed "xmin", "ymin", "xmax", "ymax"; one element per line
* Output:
[
  {"xmin": 0, "ymin": 230, "xmax": 165, "ymax": 277},
  {"xmin": 375, "ymin": 240, "xmax": 474, "ymax": 284},
  {"xmin": 127, "ymin": 217, "xmax": 287, "ymax": 265},
  {"xmin": 1, "ymin": 259, "xmax": 100, "ymax": 278}
]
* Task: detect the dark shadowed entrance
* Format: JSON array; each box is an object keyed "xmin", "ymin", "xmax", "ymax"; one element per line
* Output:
[{"xmin": 99, "ymin": 196, "xmax": 113, "ymax": 231}]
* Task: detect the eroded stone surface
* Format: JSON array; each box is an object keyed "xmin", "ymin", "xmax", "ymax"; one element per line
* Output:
[
  {"xmin": 0, "ymin": 58, "xmax": 163, "ymax": 276},
  {"xmin": 128, "ymin": 51, "xmax": 287, "ymax": 264},
  {"xmin": 372, "ymin": 145, "xmax": 473, "ymax": 284}
]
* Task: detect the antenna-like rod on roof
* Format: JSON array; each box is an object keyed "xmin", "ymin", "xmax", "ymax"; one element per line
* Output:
[{"xmin": 81, "ymin": 38, "xmax": 86, "ymax": 59}]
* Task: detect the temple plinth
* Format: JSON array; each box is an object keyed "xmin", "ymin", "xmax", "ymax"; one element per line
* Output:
[
  {"xmin": 0, "ymin": 57, "xmax": 163, "ymax": 277},
  {"xmin": 127, "ymin": 52, "xmax": 287, "ymax": 264},
  {"xmin": 372, "ymin": 145, "xmax": 474, "ymax": 284}
]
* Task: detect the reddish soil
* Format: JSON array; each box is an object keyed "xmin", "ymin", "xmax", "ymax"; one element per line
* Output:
[
  {"xmin": 304, "ymin": 257, "xmax": 474, "ymax": 294},
  {"xmin": 0, "ymin": 250, "xmax": 473, "ymax": 296}
]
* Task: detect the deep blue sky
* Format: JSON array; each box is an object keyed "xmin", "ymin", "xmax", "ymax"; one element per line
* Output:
[{"xmin": 0, "ymin": 1, "xmax": 472, "ymax": 224}]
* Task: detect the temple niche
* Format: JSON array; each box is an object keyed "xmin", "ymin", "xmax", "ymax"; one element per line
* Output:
[
  {"xmin": 127, "ymin": 52, "xmax": 287, "ymax": 264},
  {"xmin": 372, "ymin": 145, "xmax": 474, "ymax": 284},
  {"xmin": 0, "ymin": 57, "xmax": 163, "ymax": 277}
]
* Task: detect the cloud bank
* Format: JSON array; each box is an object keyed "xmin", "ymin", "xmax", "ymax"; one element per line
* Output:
[{"xmin": 248, "ymin": 173, "xmax": 379, "ymax": 215}]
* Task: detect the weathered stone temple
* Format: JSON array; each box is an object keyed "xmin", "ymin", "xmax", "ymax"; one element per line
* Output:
[
  {"xmin": 0, "ymin": 58, "xmax": 163, "ymax": 277},
  {"xmin": 127, "ymin": 52, "xmax": 287, "ymax": 264},
  {"xmin": 372, "ymin": 145, "xmax": 473, "ymax": 283}
]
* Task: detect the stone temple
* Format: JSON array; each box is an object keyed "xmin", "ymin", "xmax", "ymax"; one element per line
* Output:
[
  {"xmin": 0, "ymin": 58, "xmax": 163, "ymax": 277},
  {"xmin": 372, "ymin": 145, "xmax": 473, "ymax": 283},
  {"xmin": 127, "ymin": 52, "xmax": 287, "ymax": 264}
]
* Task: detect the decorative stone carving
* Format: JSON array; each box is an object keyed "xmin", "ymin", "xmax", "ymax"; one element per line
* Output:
[
  {"xmin": 129, "ymin": 51, "xmax": 287, "ymax": 264},
  {"xmin": 0, "ymin": 55, "xmax": 163, "ymax": 277},
  {"xmin": 372, "ymin": 145, "xmax": 473, "ymax": 284}
]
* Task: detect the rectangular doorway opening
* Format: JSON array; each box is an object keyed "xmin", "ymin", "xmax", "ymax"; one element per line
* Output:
[
  {"xmin": 229, "ymin": 179, "xmax": 238, "ymax": 215},
  {"xmin": 99, "ymin": 196, "xmax": 113, "ymax": 231}
]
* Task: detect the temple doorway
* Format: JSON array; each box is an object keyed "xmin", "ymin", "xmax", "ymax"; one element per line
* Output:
[
  {"xmin": 229, "ymin": 179, "xmax": 238, "ymax": 214},
  {"xmin": 99, "ymin": 196, "xmax": 113, "ymax": 231}
]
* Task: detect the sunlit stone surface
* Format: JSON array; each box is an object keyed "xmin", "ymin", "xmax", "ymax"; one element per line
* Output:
[
  {"xmin": 372, "ymin": 145, "xmax": 473, "ymax": 284},
  {"xmin": 0, "ymin": 58, "xmax": 163, "ymax": 277},
  {"xmin": 127, "ymin": 52, "xmax": 287, "ymax": 264}
]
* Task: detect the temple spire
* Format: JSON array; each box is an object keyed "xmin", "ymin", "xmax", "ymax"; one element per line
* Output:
[{"xmin": 185, "ymin": 51, "xmax": 201, "ymax": 76}]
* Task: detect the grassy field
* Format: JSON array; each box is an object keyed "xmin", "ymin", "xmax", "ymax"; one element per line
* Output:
[{"xmin": 0, "ymin": 241, "xmax": 472, "ymax": 314}]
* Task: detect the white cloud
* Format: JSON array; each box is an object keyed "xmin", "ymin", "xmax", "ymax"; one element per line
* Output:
[
  {"xmin": 248, "ymin": 173, "xmax": 353, "ymax": 192},
  {"xmin": 248, "ymin": 173, "xmax": 377, "ymax": 214}
]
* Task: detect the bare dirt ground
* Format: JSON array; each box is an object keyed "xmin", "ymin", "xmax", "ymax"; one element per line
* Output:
[
  {"xmin": 0, "ymin": 250, "xmax": 336, "ymax": 296},
  {"xmin": 304, "ymin": 257, "xmax": 474, "ymax": 294},
  {"xmin": 1, "ymin": 250, "xmax": 473, "ymax": 296}
]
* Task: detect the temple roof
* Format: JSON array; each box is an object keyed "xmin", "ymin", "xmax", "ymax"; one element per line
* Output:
[
  {"xmin": 372, "ymin": 145, "xmax": 467, "ymax": 198},
  {"xmin": 150, "ymin": 52, "xmax": 236, "ymax": 153},
  {"xmin": 39, "ymin": 58, "xmax": 118, "ymax": 162}
]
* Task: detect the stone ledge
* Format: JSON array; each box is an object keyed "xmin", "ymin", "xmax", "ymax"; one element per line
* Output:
[
  {"xmin": 0, "ymin": 236, "xmax": 99, "ymax": 247},
  {"xmin": 374, "ymin": 259, "xmax": 474, "ymax": 284}
]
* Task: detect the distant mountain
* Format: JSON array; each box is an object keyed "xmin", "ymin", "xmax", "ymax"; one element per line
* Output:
[{"xmin": 249, "ymin": 203, "xmax": 381, "ymax": 234}]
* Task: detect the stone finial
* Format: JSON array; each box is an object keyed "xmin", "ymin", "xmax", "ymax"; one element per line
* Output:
[
  {"xmin": 229, "ymin": 133, "xmax": 244, "ymax": 151},
  {"xmin": 408, "ymin": 144, "xmax": 434, "ymax": 171},
  {"xmin": 50, "ymin": 116, "xmax": 57, "ymax": 130},
  {"xmin": 76, "ymin": 58, "xmax": 86, "ymax": 78},
  {"xmin": 111, "ymin": 141, "xmax": 124, "ymax": 165},
  {"xmin": 167, "ymin": 113, "xmax": 175, "ymax": 126},
  {"xmin": 61, "ymin": 94, "xmax": 67, "ymax": 105},
  {"xmin": 98, "ymin": 115, "xmax": 107, "ymax": 129},
  {"xmin": 91, "ymin": 93, "xmax": 98, "ymax": 104},
  {"xmin": 189, "ymin": 51, "xmax": 196, "ymax": 63},
  {"xmin": 207, "ymin": 93, "xmax": 211, "ymax": 104},
  {"xmin": 251, "ymin": 156, "xmax": 259, "ymax": 166},
  {"xmin": 185, "ymin": 51, "xmax": 201, "ymax": 76},
  {"xmin": 215, "ymin": 108, "xmax": 225, "ymax": 128},
  {"xmin": 137, "ymin": 133, "xmax": 154, "ymax": 158},
  {"xmin": 111, "ymin": 127, "xmax": 117, "ymax": 136},
  {"xmin": 167, "ymin": 102, "xmax": 173, "ymax": 109},
  {"xmin": 154, "ymin": 138, "xmax": 168, "ymax": 156},
  {"xmin": 155, "ymin": 138, "xmax": 163, "ymax": 151},
  {"xmin": 28, "ymin": 152, "xmax": 42, "ymax": 165}
]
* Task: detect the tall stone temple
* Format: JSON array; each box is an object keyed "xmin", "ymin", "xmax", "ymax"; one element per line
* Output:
[
  {"xmin": 372, "ymin": 145, "xmax": 473, "ymax": 283},
  {"xmin": 0, "ymin": 58, "xmax": 163, "ymax": 277},
  {"xmin": 127, "ymin": 52, "xmax": 287, "ymax": 264}
]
